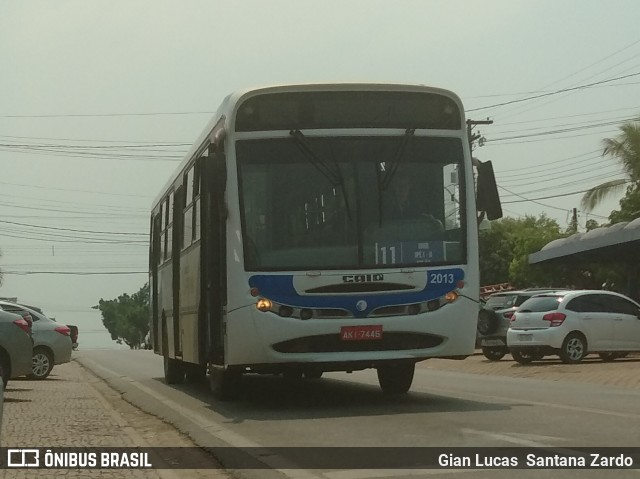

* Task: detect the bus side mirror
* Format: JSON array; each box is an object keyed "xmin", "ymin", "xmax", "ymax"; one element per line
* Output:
[{"xmin": 476, "ymin": 160, "xmax": 503, "ymax": 221}]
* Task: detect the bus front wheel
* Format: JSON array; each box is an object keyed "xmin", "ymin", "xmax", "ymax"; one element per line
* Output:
[
  {"xmin": 377, "ymin": 362, "xmax": 415, "ymax": 395},
  {"xmin": 210, "ymin": 367, "xmax": 242, "ymax": 401}
]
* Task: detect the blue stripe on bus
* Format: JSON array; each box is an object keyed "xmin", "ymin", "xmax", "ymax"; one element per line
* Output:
[{"xmin": 248, "ymin": 268, "xmax": 464, "ymax": 318}]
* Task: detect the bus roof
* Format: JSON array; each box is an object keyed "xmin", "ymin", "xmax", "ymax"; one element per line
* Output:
[{"xmin": 151, "ymin": 83, "xmax": 465, "ymax": 210}]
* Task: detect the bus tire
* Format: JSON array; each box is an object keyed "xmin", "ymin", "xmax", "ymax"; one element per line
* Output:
[
  {"xmin": 377, "ymin": 362, "xmax": 415, "ymax": 395},
  {"xmin": 163, "ymin": 354, "xmax": 185, "ymax": 384},
  {"xmin": 162, "ymin": 318, "xmax": 184, "ymax": 384},
  {"xmin": 210, "ymin": 368, "xmax": 242, "ymax": 401},
  {"xmin": 304, "ymin": 370, "xmax": 323, "ymax": 379}
]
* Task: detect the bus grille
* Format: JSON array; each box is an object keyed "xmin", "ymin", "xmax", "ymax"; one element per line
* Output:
[{"xmin": 272, "ymin": 333, "xmax": 443, "ymax": 353}]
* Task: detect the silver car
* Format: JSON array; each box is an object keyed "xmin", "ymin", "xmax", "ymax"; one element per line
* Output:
[
  {"xmin": 0, "ymin": 301, "xmax": 72, "ymax": 380},
  {"xmin": 0, "ymin": 309, "xmax": 34, "ymax": 387}
]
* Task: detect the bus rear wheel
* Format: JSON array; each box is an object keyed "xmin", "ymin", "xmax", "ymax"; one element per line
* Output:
[
  {"xmin": 377, "ymin": 362, "xmax": 415, "ymax": 395},
  {"xmin": 185, "ymin": 363, "xmax": 207, "ymax": 383},
  {"xmin": 163, "ymin": 354, "xmax": 185, "ymax": 384}
]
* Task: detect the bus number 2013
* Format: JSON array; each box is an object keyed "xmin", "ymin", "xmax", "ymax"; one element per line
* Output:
[{"xmin": 429, "ymin": 272, "xmax": 454, "ymax": 284}]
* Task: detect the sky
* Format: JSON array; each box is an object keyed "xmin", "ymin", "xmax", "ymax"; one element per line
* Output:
[{"xmin": 1, "ymin": 0, "xmax": 639, "ymax": 348}]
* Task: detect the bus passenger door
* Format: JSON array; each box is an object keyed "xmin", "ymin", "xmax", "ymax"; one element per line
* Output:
[
  {"xmin": 172, "ymin": 185, "xmax": 185, "ymax": 357},
  {"xmin": 150, "ymin": 214, "xmax": 161, "ymax": 353},
  {"xmin": 199, "ymin": 150, "xmax": 227, "ymax": 366}
]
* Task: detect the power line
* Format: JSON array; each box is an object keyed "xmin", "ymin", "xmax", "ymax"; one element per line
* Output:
[
  {"xmin": 502, "ymin": 182, "xmax": 633, "ymax": 204},
  {"xmin": 0, "ymin": 219, "xmax": 147, "ymax": 236},
  {"xmin": 0, "ymin": 133, "xmax": 192, "ymax": 144},
  {"xmin": 0, "ymin": 180, "xmax": 152, "ymax": 198},
  {"xmin": 2, "ymin": 270, "xmax": 147, "ymax": 275},
  {"xmin": 498, "ymin": 185, "xmax": 570, "ymax": 212},
  {"xmin": 466, "ymin": 72, "xmax": 640, "ymax": 113},
  {"xmin": 0, "ymin": 111, "xmax": 213, "ymax": 119}
]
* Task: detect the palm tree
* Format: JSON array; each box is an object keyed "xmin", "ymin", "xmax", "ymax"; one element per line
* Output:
[{"xmin": 581, "ymin": 121, "xmax": 640, "ymax": 212}]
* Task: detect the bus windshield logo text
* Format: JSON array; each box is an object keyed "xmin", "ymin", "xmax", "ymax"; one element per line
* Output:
[{"xmin": 343, "ymin": 274, "xmax": 384, "ymax": 283}]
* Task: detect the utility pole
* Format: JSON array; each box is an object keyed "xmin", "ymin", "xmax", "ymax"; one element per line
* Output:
[
  {"xmin": 570, "ymin": 207, "xmax": 578, "ymax": 234},
  {"xmin": 467, "ymin": 118, "xmax": 493, "ymax": 152}
]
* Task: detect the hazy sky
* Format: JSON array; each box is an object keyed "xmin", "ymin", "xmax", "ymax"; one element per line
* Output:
[{"xmin": 1, "ymin": 1, "xmax": 639, "ymax": 347}]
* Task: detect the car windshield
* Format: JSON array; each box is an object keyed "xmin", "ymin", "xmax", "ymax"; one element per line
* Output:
[
  {"xmin": 237, "ymin": 135, "xmax": 465, "ymax": 270},
  {"xmin": 486, "ymin": 294, "xmax": 518, "ymax": 309},
  {"xmin": 517, "ymin": 295, "xmax": 563, "ymax": 312}
]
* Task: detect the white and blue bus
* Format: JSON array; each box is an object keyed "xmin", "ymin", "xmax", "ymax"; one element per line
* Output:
[{"xmin": 150, "ymin": 83, "xmax": 501, "ymax": 399}]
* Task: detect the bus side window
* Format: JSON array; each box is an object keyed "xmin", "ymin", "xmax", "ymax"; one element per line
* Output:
[
  {"xmin": 159, "ymin": 201, "xmax": 166, "ymax": 262},
  {"xmin": 193, "ymin": 165, "xmax": 201, "ymax": 242},
  {"xmin": 166, "ymin": 192, "xmax": 174, "ymax": 259},
  {"xmin": 183, "ymin": 166, "xmax": 194, "ymax": 249},
  {"xmin": 153, "ymin": 213, "xmax": 162, "ymax": 266}
]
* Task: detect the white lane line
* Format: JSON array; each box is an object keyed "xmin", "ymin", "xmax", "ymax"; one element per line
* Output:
[
  {"xmin": 83, "ymin": 359, "xmax": 324, "ymax": 479},
  {"xmin": 324, "ymin": 468, "xmax": 486, "ymax": 479}
]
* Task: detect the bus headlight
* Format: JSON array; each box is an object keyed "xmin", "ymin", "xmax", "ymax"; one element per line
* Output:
[
  {"xmin": 256, "ymin": 298, "xmax": 273, "ymax": 312},
  {"xmin": 444, "ymin": 291, "xmax": 459, "ymax": 303}
]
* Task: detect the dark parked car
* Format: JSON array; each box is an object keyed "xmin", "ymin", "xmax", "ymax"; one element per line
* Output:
[
  {"xmin": 68, "ymin": 325, "xmax": 79, "ymax": 350},
  {"xmin": 0, "ymin": 309, "xmax": 34, "ymax": 388},
  {"xmin": 477, "ymin": 289, "xmax": 567, "ymax": 360}
]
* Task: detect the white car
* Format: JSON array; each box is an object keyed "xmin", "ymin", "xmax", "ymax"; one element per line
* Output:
[
  {"xmin": 507, "ymin": 290, "xmax": 640, "ymax": 364},
  {"xmin": 0, "ymin": 301, "xmax": 72, "ymax": 379}
]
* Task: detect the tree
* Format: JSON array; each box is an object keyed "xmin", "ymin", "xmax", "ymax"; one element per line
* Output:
[
  {"xmin": 581, "ymin": 121, "xmax": 640, "ymax": 212},
  {"xmin": 479, "ymin": 214, "xmax": 581, "ymax": 288},
  {"xmin": 94, "ymin": 283, "xmax": 150, "ymax": 349},
  {"xmin": 609, "ymin": 185, "xmax": 640, "ymax": 224}
]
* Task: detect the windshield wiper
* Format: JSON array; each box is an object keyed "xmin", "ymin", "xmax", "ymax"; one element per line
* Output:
[
  {"xmin": 377, "ymin": 128, "xmax": 415, "ymax": 226},
  {"xmin": 381, "ymin": 128, "xmax": 415, "ymax": 191},
  {"xmin": 289, "ymin": 129, "xmax": 352, "ymax": 220}
]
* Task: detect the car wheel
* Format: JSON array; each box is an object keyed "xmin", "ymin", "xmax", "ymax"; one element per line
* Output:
[
  {"xmin": 560, "ymin": 333, "xmax": 587, "ymax": 364},
  {"xmin": 29, "ymin": 348, "xmax": 54, "ymax": 380},
  {"xmin": 511, "ymin": 349, "xmax": 535, "ymax": 364},
  {"xmin": 303, "ymin": 370, "xmax": 323, "ymax": 379},
  {"xmin": 482, "ymin": 347, "xmax": 507, "ymax": 361},
  {"xmin": 377, "ymin": 362, "xmax": 415, "ymax": 395},
  {"xmin": 0, "ymin": 355, "xmax": 9, "ymax": 389},
  {"xmin": 477, "ymin": 309, "xmax": 499, "ymax": 335}
]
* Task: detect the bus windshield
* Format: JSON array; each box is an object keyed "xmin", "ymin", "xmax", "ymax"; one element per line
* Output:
[{"xmin": 237, "ymin": 135, "xmax": 465, "ymax": 271}]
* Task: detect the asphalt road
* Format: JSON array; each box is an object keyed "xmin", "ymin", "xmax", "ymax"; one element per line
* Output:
[{"xmin": 76, "ymin": 350, "xmax": 640, "ymax": 479}]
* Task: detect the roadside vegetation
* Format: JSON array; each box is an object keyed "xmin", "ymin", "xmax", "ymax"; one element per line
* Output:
[{"xmin": 93, "ymin": 283, "xmax": 150, "ymax": 349}]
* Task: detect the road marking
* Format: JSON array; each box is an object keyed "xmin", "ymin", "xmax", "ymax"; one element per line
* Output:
[
  {"xmin": 324, "ymin": 468, "xmax": 485, "ymax": 479},
  {"xmin": 81, "ymin": 359, "xmax": 323, "ymax": 479},
  {"xmin": 460, "ymin": 429, "xmax": 565, "ymax": 447}
]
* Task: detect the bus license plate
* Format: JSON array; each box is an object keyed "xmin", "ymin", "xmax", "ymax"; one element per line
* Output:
[{"xmin": 340, "ymin": 325, "xmax": 383, "ymax": 341}]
